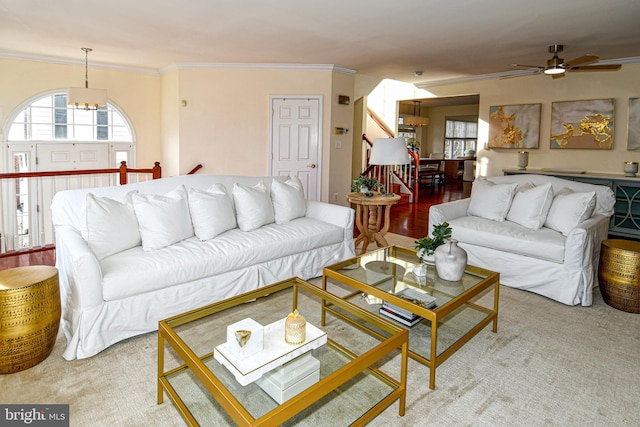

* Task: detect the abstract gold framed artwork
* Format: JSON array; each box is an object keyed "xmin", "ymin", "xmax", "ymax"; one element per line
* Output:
[
  {"xmin": 628, "ymin": 98, "xmax": 640, "ymax": 151},
  {"xmin": 488, "ymin": 104, "xmax": 541, "ymax": 149},
  {"xmin": 551, "ymin": 99, "xmax": 614, "ymax": 149}
]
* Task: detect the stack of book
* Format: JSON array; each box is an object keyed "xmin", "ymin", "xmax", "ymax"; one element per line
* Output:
[{"xmin": 379, "ymin": 288, "xmax": 436, "ymax": 327}]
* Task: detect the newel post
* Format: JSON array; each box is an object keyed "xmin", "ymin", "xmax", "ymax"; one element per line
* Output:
[
  {"xmin": 152, "ymin": 162, "xmax": 162, "ymax": 180},
  {"xmin": 119, "ymin": 161, "xmax": 128, "ymax": 185}
]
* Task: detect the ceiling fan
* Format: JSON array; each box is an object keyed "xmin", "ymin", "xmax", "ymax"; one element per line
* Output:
[{"xmin": 511, "ymin": 44, "xmax": 622, "ymax": 78}]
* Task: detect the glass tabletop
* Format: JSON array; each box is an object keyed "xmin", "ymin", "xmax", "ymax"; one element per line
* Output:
[
  {"xmin": 158, "ymin": 278, "xmax": 408, "ymax": 426},
  {"xmin": 326, "ymin": 245, "xmax": 491, "ymax": 310}
]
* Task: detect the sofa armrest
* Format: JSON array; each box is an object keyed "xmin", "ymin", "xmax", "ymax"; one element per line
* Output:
[
  {"xmin": 306, "ymin": 201, "xmax": 355, "ymax": 240},
  {"xmin": 55, "ymin": 225, "xmax": 104, "ymax": 311},
  {"xmin": 428, "ymin": 199, "xmax": 470, "ymax": 234},
  {"xmin": 564, "ymin": 214, "xmax": 611, "ymax": 270}
]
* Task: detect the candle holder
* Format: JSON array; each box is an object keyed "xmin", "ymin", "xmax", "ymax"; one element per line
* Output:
[
  {"xmin": 624, "ymin": 161, "xmax": 638, "ymax": 177},
  {"xmin": 284, "ymin": 309, "xmax": 306, "ymax": 345}
]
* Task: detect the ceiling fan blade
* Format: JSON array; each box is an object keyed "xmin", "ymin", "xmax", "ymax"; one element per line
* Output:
[
  {"xmin": 564, "ymin": 55, "xmax": 598, "ymax": 68},
  {"xmin": 510, "ymin": 63, "xmax": 545, "ymax": 70},
  {"xmin": 551, "ymin": 73, "xmax": 565, "ymax": 79},
  {"xmin": 570, "ymin": 64, "xmax": 622, "ymax": 71}
]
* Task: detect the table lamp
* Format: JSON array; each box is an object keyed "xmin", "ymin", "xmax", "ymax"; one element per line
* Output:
[{"xmin": 369, "ymin": 138, "xmax": 411, "ymax": 196}]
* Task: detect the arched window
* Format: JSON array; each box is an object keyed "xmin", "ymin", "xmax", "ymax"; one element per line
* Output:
[
  {"xmin": 7, "ymin": 92, "xmax": 133, "ymax": 142},
  {"xmin": 1, "ymin": 91, "xmax": 136, "ymax": 251}
]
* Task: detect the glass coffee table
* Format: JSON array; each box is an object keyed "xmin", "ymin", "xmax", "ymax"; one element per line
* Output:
[
  {"xmin": 322, "ymin": 245, "xmax": 499, "ymax": 390},
  {"xmin": 157, "ymin": 277, "xmax": 408, "ymax": 426}
]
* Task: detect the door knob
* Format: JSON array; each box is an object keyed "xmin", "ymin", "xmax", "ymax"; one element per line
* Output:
[{"xmin": 308, "ymin": 163, "xmax": 317, "ymax": 168}]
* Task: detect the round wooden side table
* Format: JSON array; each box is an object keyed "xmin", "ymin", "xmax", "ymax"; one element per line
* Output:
[
  {"xmin": 347, "ymin": 192, "xmax": 400, "ymax": 255},
  {"xmin": 598, "ymin": 239, "xmax": 640, "ymax": 313},
  {"xmin": 0, "ymin": 266, "xmax": 60, "ymax": 373}
]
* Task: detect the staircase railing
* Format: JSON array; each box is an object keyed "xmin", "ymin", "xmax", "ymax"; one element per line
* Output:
[
  {"xmin": 0, "ymin": 161, "xmax": 163, "ymax": 254},
  {"xmin": 361, "ymin": 134, "xmax": 419, "ymax": 203}
]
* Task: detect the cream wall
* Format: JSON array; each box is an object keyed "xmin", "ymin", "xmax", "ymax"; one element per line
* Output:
[
  {"xmin": 423, "ymin": 64, "xmax": 640, "ymax": 177},
  {"xmin": 0, "ymin": 58, "xmax": 161, "ymax": 169},
  {"xmin": 1, "ymin": 58, "xmax": 354, "ymax": 204},
  {"xmin": 166, "ymin": 67, "xmax": 354, "ymax": 203},
  {"xmin": 424, "ymin": 104, "xmax": 479, "ymax": 154}
]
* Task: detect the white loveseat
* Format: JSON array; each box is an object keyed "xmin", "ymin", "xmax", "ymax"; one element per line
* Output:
[
  {"xmin": 51, "ymin": 174, "xmax": 355, "ymax": 360},
  {"xmin": 428, "ymin": 174, "xmax": 615, "ymax": 306}
]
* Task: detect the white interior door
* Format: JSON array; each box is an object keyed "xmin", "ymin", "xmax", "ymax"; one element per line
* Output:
[
  {"xmin": 270, "ymin": 96, "xmax": 322, "ymax": 201},
  {"xmin": 37, "ymin": 142, "xmax": 109, "ymax": 171}
]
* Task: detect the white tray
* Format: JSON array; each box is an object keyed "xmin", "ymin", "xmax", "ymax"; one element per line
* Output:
[{"xmin": 214, "ymin": 318, "xmax": 327, "ymax": 386}]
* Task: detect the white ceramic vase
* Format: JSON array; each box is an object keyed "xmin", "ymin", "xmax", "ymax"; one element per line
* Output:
[
  {"xmin": 434, "ymin": 239, "xmax": 467, "ymax": 281},
  {"xmin": 517, "ymin": 151, "xmax": 529, "ymax": 170}
]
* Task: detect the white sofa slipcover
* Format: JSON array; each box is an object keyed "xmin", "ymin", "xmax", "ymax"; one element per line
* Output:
[
  {"xmin": 428, "ymin": 174, "xmax": 615, "ymax": 306},
  {"xmin": 51, "ymin": 174, "xmax": 355, "ymax": 359}
]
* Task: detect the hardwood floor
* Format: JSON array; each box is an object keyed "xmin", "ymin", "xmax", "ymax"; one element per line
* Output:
[
  {"xmin": 388, "ymin": 179, "xmax": 471, "ymax": 239},
  {"xmin": 0, "ymin": 180, "xmax": 471, "ymax": 271},
  {"xmin": 0, "ymin": 245, "xmax": 56, "ymax": 271}
]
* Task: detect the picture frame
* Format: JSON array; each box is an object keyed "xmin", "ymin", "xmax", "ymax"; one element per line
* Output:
[
  {"xmin": 628, "ymin": 98, "xmax": 640, "ymax": 151},
  {"xmin": 550, "ymin": 99, "xmax": 614, "ymax": 149},
  {"xmin": 488, "ymin": 103, "xmax": 541, "ymax": 149}
]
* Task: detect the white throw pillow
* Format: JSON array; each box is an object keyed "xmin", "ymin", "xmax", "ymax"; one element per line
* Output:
[
  {"xmin": 132, "ymin": 185, "xmax": 194, "ymax": 251},
  {"xmin": 271, "ymin": 177, "xmax": 306, "ymax": 224},
  {"xmin": 188, "ymin": 185, "xmax": 237, "ymax": 240},
  {"xmin": 506, "ymin": 182, "xmax": 554, "ymax": 230},
  {"xmin": 467, "ymin": 178, "xmax": 518, "ymax": 222},
  {"xmin": 544, "ymin": 188, "xmax": 597, "ymax": 236},
  {"xmin": 232, "ymin": 181, "xmax": 275, "ymax": 231},
  {"xmin": 85, "ymin": 192, "xmax": 141, "ymax": 259}
]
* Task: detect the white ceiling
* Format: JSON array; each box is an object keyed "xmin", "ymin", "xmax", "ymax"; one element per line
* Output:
[{"xmin": 1, "ymin": 0, "xmax": 640, "ymax": 85}]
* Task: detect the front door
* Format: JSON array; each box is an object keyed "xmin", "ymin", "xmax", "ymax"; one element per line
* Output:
[{"xmin": 270, "ymin": 96, "xmax": 322, "ymax": 201}]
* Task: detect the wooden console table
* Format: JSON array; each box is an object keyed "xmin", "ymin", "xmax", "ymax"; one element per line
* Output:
[
  {"xmin": 347, "ymin": 192, "xmax": 400, "ymax": 254},
  {"xmin": 503, "ymin": 168, "xmax": 640, "ymax": 239}
]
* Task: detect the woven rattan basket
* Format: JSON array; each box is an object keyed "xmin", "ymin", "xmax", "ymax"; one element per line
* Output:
[{"xmin": 598, "ymin": 239, "xmax": 640, "ymax": 313}]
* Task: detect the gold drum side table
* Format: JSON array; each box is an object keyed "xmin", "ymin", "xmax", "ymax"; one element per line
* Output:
[
  {"xmin": 0, "ymin": 266, "xmax": 60, "ymax": 373},
  {"xmin": 598, "ymin": 239, "xmax": 640, "ymax": 313}
]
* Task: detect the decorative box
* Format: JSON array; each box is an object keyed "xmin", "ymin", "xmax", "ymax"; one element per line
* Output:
[{"xmin": 256, "ymin": 353, "xmax": 320, "ymax": 404}]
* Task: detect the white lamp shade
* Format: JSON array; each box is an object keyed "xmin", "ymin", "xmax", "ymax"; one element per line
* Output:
[
  {"xmin": 67, "ymin": 87, "xmax": 107, "ymax": 108},
  {"xmin": 369, "ymin": 138, "xmax": 411, "ymax": 165}
]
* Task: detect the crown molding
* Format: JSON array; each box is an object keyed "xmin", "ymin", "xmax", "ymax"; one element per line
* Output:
[
  {"xmin": 161, "ymin": 62, "xmax": 356, "ymax": 75},
  {"xmin": 0, "ymin": 49, "xmax": 160, "ymax": 75}
]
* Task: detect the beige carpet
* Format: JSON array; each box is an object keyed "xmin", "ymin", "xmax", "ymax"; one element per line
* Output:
[{"xmin": 4, "ymin": 233, "xmax": 640, "ymax": 426}]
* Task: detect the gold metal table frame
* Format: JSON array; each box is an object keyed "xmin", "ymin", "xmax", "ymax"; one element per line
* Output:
[
  {"xmin": 322, "ymin": 245, "xmax": 499, "ymax": 390},
  {"xmin": 157, "ymin": 277, "xmax": 408, "ymax": 426}
]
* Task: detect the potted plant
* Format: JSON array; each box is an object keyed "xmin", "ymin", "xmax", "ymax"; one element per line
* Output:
[
  {"xmin": 351, "ymin": 176, "xmax": 382, "ymax": 193},
  {"xmin": 414, "ymin": 222, "xmax": 452, "ymax": 263},
  {"xmin": 406, "ymin": 137, "xmax": 420, "ymax": 152}
]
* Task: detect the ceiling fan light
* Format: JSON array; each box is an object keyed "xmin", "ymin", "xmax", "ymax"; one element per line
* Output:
[{"xmin": 544, "ymin": 66, "xmax": 566, "ymax": 75}]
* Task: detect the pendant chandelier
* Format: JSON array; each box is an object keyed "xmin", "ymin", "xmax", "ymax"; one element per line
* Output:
[
  {"xmin": 67, "ymin": 47, "xmax": 107, "ymax": 110},
  {"xmin": 404, "ymin": 101, "xmax": 430, "ymax": 127}
]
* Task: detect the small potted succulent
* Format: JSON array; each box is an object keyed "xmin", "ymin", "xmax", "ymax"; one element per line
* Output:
[
  {"xmin": 351, "ymin": 176, "xmax": 382, "ymax": 194},
  {"xmin": 414, "ymin": 222, "xmax": 452, "ymax": 263}
]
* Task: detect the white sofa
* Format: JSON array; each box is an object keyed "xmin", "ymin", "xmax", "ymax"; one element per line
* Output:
[
  {"xmin": 51, "ymin": 174, "xmax": 355, "ymax": 360},
  {"xmin": 428, "ymin": 174, "xmax": 615, "ymax": 306}
]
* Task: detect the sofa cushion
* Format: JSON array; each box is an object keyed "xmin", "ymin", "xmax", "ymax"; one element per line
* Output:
[
  {"xmin": 467, "ymin": 178, "xmax": 518, "ymax": 221},
  {"xmin": 132, "ymin": 185, "xmax": 194, "ymax": 251},
  {"xmin": 506, "ymin": 182, "xmax": 554, "ymax": 230},
  {"xmin": 233, "ymin": 181, "xmax": 275, "ymax": 231},
  {"xmin": 271, "ymin": 176, "xmax": 306, "ymax": 224},
  {"xmin": 188, "ymin": 184, "xmax": 237, "ymax": 240},
  {"xmin": 544, "ymin": 188, "xmax": 596, "ymax": 236},
  {"xmin": 85, "ymin": 192, "xmax": 141, "ymax": 259},
  {"xmin": 450, "ymin": 215, "xmax": 566, "ymax": 263},
  {"xmin": 100, "ymin": 217, "xmax": 344, "ymax": 300}
]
